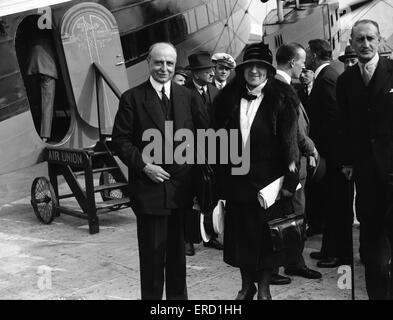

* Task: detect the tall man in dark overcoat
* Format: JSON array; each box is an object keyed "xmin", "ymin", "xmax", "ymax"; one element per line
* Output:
[
  {"xmin": 305, "ymin": 39, "xmax": 353, "ymax": 268},
  {"xmin": 337, "ymin": 19, "xmax": 393, "ymax": 300},
  {"xmin": 112, "ymin": 42, "xmax": 199, "ymax": 300}
]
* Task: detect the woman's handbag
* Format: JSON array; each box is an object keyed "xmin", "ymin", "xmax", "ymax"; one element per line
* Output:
[{"xmin": 268, "ymin": 214, "xmax": 305, "ymax": 252}]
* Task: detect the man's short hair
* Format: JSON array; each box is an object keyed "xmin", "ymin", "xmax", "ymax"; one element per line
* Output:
[
  {"xmin": 308, "ymin": 39, "xmax": 332, "ymax": 60},
  {"xmin": 351, "ymin": 19, "xmax": 380, "ymax": 38},
  {"xmin": 147, "ymin": 42, "xmax": 177, "ymax": 60},
  {"xmin": 276, "ymin": 43, "xmax": 305, "ymax": 65}
]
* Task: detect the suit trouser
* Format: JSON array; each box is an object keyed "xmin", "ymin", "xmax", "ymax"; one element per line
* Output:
[
  {"xmin": 284, "ymin": 179, "xmax": 306, "ymax": 270},
  {"xmin": 305, "ymin": 170, "xmax": 329, "ymax": 232},
  {"xmin": 320, "ymin": 164, "xmax": 354, "ymax": 260},
  {"xmin": 355, "ymin": 162, "xmax": 392, "ymax": 300},
  {"xmin": 39, "ymin": 75, "xmax": 56, "ymax": 139},
  {"xmin": 136, "ymin": 209, "xmax": 187, "ymax": 300}
]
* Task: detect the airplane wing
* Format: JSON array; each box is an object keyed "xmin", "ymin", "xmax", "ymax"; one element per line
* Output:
[{"xmin": 0, "ymin": 0, "xmax": 71, "ymax": 17}]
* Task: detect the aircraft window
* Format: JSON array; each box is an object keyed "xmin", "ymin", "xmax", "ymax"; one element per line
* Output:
[
  {"xmin": 182, "ymin": 13, "xmax": 190, "ymax": 34},
  {"xmin": 135, "ymin": 28, "xmax": 150, "ymax": 58},
  {"xmin": 121, "ymin": 33, "xmax": 138, "ymax": 61},
  {"xmin": 330, "ymin": 14, "xmax": 333, "ymax": 27},
  {"xmin": 217, "ymin": 0, "xmax": 227, "ymax": 20},
  {"xmin": 225, "ymin": 0, "xmax": 231, "ymax": 17},
  {"xmin": 151, "ymin": 20, "xmax": 170, "ymax": 43},
  {"xmin": 169, "ymin": 15, "xmax": 188, "ymax": 44},
  {"xmin": 187, "ymin": 9, "xmax": 197, "ymax": 34},
  {"xmin": 335, "ymin": 9, "xmax": 338, "ymax": 21},
  {"xmin": 196, "ymin": 5, "xmax": 209, "ymax": 30},
  {"xmin": 208, "ymin": 0, "xmax": 220, "ymax": 23},
  {"xmin": 332, "ymin": 37, "xmax": 335, "ymax": 50}
]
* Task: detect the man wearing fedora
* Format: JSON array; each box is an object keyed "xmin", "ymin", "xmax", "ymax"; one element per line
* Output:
[
  {"xmin": 272, "ymin": 42, "xmax": 322, "ymax": 283},
  {"xmin": 305, "ymin": 39, "xmax": 353, "ymax": 268},
  {"xmin": 212, "ymin": 52, "xmax": 236, "ymax": 89},
  {"xmin": 184, "ymin": 51, "xmax": 223, "ymax": 255},
  {"xmin": 338, "ymin": 45, "xmax": 358, "ymax": 71}
]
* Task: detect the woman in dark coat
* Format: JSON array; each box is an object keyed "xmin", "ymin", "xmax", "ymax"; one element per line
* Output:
[{"xmin": 214, "ymin": 43, "xmax": 300, "ymax": 300}]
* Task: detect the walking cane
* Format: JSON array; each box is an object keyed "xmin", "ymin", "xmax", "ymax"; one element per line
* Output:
[{"xmin": 349, "ymin": 179, "xmax": 355, "ymax": 301}]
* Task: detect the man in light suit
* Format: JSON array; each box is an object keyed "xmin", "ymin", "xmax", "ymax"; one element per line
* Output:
[
  {"xmin": 337, "ymin": 19, "xmax": 393, "ymax": 300},
  {"xmin": 184, "ymin": 52, "xmax": 222, "ymax": 254},
  {"xmin": 272, "ymin": 43, "xmax": 322, "ymax": 284},
  {"xmin": 27, "ymin": 29, "xmax": 58, "ymax": 142},
  {"xmin": 112, "ymin": 42, "xmax": 199, "ymax": 300},
  {"xmin": 306, "ymin": 39, "xmax": 353, "ymax": 268}
]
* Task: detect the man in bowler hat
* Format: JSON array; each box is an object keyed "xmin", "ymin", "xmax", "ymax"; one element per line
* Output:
[
  {"xmin": 184, "ymin": 51, "xmax": 222, "ymax": 255},
  {"xmin": 338, "ymin": 45, "xmax": 358, "ymax": 71}
]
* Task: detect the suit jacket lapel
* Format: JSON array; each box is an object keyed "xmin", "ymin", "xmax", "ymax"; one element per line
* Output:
[
  {"xmin": 171, "ymin": 83, "xmax": 187, "ymax": 132},
  {"xmin": 189, "ymin": 84, "xmax": 210, "ymax": 125},
  {"xmin": 299, "ymin": 102, "xmax": 309, "ymax": 125},
  {"xmin": 369, "ymin": 57, "xmax": 393, "ymax": 98},
  {"xmin": 143, "ymin": 80, "xmax": 165, "ymax": 134}
]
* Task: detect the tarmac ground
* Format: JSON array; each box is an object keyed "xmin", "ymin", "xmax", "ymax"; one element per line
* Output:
[{"xmin": 0, "ymin": 162, "xmax": 368, "ymax": 300}]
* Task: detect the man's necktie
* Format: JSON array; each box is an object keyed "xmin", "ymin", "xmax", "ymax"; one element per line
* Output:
[
  {"xmin": 161, "ymin": 86, "xmax": 169, "ymax": 118},
  {"xmin": 201, "ymin": 88, "xmax": 208, "ymax": 104},
  {"xmin": 361, "ymin": 64, "xmax": 373, "ymax": 86}
]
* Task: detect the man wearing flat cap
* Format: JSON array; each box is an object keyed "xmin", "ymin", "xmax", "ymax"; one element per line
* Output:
[
  {"xmin": 212, "ymin": 53, "xmax": 236, "ymax": 89},
  {"xmin": 338, "ymin": 45, "xmax": 358, "ymax": 71},
  {"xmin": 184, "ymin": 51, "xmax": 222, "ymax": 255}
]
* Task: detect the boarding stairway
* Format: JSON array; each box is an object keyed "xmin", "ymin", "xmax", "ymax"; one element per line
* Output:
[{"xmin": 31, "ymin": 63, "xmax": 131, "ymax": 234}]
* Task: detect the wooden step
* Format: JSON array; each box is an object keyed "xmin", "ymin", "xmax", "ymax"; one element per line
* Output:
[
  {"xmin": 94, "ymin": 182, "xmax": 128, "ymax": 193},
  {"xmin": 92, "ymin": 151, "xmax": 112, "ymax": 157},
  {"xmin": 96, "ymin": 197, "xmax": 130, "ymax": 209},
  {"xmin": 73, "ymin": 166, "xmax": 118, "ymax": 176}
]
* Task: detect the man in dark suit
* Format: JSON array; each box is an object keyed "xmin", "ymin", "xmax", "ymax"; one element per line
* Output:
[
  {"xmin": 293, "ymin": 69, "xmax": 314, "ymax": 106},
  {"xmin": 306, "ymin": 39, "xmax": 353, "ymax": 268},
  {"xmin": 112, "ymin": 42, "xmax": 199, "ymax": 300},
  {"xmin": 337, "ymin": 19, "xmax": 393, "ymax": 300},
  {"xmin": 184, "ymin": 52, "xmax": 222, "ymax": 254},
  {"xmin": 272, "ymin": 43, "xmax": 322, "ymax": 284}
]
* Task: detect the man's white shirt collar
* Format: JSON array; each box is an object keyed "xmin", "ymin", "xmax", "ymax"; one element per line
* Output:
[
  {"xmin": 314, "ymin": 63, "xmax": 330, "ymax": 79},
  {"xmin": 193, "ymin": 80, "xmax": 207, "ymax": 93},
  {"xmin": 359, "ymin": 53, "xmax": 379, "ymax": 76},
  {"xmin": 150, "ymin": 76, "xmax": 171, "ymax": 99},
  {"xmin": 276, "ymin": 69, "xmax": 291, "ymax": 85},
  {"xmin": 215, "ymin": 79, "xmax": 226, "ymax": 89}
]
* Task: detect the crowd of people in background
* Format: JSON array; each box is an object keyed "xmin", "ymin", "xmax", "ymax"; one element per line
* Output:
[{"xmin": 112, "ymin": 19, "xmax": 393, "ymax": 300}]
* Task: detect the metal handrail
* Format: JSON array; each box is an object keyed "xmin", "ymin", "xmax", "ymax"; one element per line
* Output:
[
  {"xmin": 93, "ymin": 62, "xmax": 122, "ymax": 99},
  {"xmin": 92, "ymin": 62, "xmax": 122, "ymax": 140}
]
